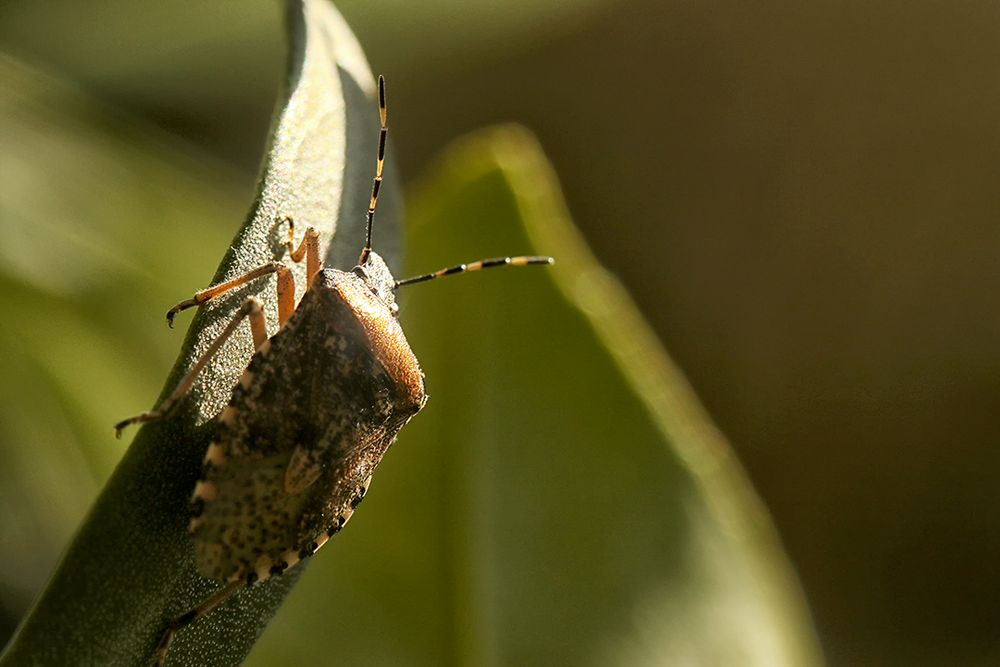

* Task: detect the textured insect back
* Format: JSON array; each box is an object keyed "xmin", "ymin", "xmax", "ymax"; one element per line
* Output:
[{"xmin": 187, "ymin": 269, "xmax": 424, "ymax": 587}]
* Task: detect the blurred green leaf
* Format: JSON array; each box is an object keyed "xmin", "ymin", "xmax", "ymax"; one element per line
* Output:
[
  {"xmin": 0, "ymin": 0, "xmax": 615, "ymax": 81},
  {"xmin": 248, "ymin": 126, "xmax": 821, "ymax": 665},
  {"xmin": 0, "ymin": 1, "xmax": 617, "ymax": 169},
  {"xmin": 0, "ymin": 0, "xmax": 399, "ymax": 664}
]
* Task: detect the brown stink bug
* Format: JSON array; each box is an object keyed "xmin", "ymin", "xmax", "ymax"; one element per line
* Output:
[{"xmin": 114, "ymin": 76, "xmax": 552, "ymax": 666}]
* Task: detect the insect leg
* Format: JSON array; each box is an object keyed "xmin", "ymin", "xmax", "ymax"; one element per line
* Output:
[
  {"xmin": 283, "ymin": 216, "xmax": 321, "ymax": 288},
  {"xmin": 166, "ymin": 262, "xmax": 286, "ymax": 327},
  {"xmin": 275, "ymin": 263, "xmax": 295, "ymax": 327},
  {"xmin": 114, "ymin": 297, "xmax": 266, "ymax": 438},
  {"xmin": 152, "ymin": 580, "xmax": 243, "ymax": 667}
]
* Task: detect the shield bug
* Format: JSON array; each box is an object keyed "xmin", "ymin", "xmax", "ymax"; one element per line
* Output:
[{"xmin": 114, "ymin": 76, "xmax": 552, "ymax": 666}]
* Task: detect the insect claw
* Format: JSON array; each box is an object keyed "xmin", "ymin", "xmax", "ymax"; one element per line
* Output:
[
  {"xmin": 166, "ymin": 305, "xmax": 183, "ymax": 327},
  {"xmin": 113, "ymin": 414, "xmax": 145, "ymax": 439},
  {"xmin": 166, "ymin": 298, "xmax": 199, "ymax": 328},
  {"xmin": 113, "ymin": 419, "xmax": 129, "ymax": 439},
  {"xmin": 114, "ymin": 410, "xmax": 163, "ymax": 438}
]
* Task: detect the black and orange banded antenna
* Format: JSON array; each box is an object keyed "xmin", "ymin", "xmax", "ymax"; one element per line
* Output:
[
  {"xmin": 360, "ymin": 75, "xmax": 554, "ymax": 285},
  {"xmin": 358, "ymin": 75, "xmax": 387, "ymax": 266},
  {"xmin": 395, "ymin": 255, "xmax": 554, "ymax": 288}
]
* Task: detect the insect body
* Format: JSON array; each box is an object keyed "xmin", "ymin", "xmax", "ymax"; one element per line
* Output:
[
  {"xmin": 191, "ymin": 255, "xmax": 425, "ymax": 586},
  {"xmin": 114, "ymin": 76, "xmax": 551, "ymax": 665}
]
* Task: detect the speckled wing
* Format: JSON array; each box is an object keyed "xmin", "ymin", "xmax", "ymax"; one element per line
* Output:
[{"xmin": 189, "ymin": 275, "xmax": 421, "ymax": 583}]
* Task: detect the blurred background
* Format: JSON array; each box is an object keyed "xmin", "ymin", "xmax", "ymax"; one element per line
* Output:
[{"xmin": 2, "ymin": 1, "xmax": 999, "ymax": 664}]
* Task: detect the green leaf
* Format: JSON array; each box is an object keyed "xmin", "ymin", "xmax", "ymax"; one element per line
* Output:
[
  {"xmin": 0, "ymin": 1, "xmax": 399, "ymax": 664},
  {"xmin": 248, "ymin": 127, "xmax": 822, "ymax": 665}
]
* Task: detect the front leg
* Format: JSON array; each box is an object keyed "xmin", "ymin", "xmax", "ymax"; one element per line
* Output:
[{"xmin": 165, "ymin": 262, "xmax": 292, "ymax": 328}]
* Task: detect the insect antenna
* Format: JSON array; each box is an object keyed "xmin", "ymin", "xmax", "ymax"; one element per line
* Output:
[
  {"xmin": 395, "ymin": 255, "xmax": 554, "ymax": 288},
  {"xmin": 359, "ymin": 76, "xmax": 554, "ymax": 286},
  {"xmin": 358, "ymin": 75, "xmax": 388, "ymax": 266}
]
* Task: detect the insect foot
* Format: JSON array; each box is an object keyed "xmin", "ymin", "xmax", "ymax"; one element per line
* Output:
[{"xmin": 124, "ymin": 76, "xmax": 552, "ymax": 665}]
